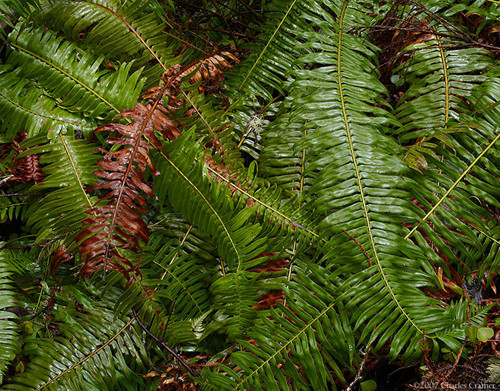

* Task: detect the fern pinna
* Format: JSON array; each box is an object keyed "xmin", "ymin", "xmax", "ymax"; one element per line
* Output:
[{"xmin": 0, "ymin": 0, "xmax": 498, "ymax": 390}]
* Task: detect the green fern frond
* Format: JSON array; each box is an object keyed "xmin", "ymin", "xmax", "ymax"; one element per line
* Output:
[
  {"xmin": 0, "ymin": 66, "xmax": 95, "ymax": 139},
  {"xmin": 393, "ymin": 35, "xmax": 494, "ymax": 170},
  {"xmin": 205, "ymin": 163, "xmax": 319, "ymax": 240},
  {"xmin": 3, "ymin": 283, "xmax": 148, "ymax": 391},
  {"xmin": 154, "ymin": 129, "xmax": 271, "ymax": 273},
  {"xmin": 33, "ymin": 0, "xmax": 183, "ymax": 89},
  {"xmin": 259, "ymin": 99, "xmax": 317, "ymax": 196},
  {"xmin": 210, "ymin": 272, "xmax": 266, "ymax": 341},
  {"xmin": 7, "ymin": 25, "xmax": 145, "ymax": 122},
  {"xmin": 225, "ymin": 0, "xmax": 302, "ymax": 103},
  {"xmin": 149, "ymin": 210, "xmax": 219, "ymax": 265},
  {"xmin": 279, "ymin": 0, "xmax": 456, "ymax": 360},
  {"xmin": 222, "ymin": 0, "xmax": 318, "ymax": 162},
  {"xmin": 0, "ymin": 0, "xmax": 39, "ymax": 37},
  {"xmin": 144, "ymin": 238, "xmax": 212, "ymax": 320},
  {"xmin": 113, "ymin": 230, "xmax": 214, "ymax": 345},
  {"xmin": 154, "ymin": 129, "xmax": 312, "ymax": 340},
  {"xmin": 201, "ymin": 263, "xmax": 356, "ymax": 390},
  {"xmin": 18, "ymin": 133, "xmax": 98, "ymax": 244},
  {"xmin": 404, "ymin": 71, "xmax": 500, "ymax": 275},
  {"xmin": 174, "ymin": 82, "xmax": 245, "ymax": 167},
  {"xmin": 0, "ymin": 195, "xmax": 25, "ymax": 225},
  {"xmin": 0, "ymin": 258, "xmax": 18, "ymax": 383},
  {"xmin": 0, "ymin": 247, "xmax": 37, "ymax": 275}
]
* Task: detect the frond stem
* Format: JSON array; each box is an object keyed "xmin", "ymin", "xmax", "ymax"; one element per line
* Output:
[
  {"xmin": 405, "ymin": 132, "xmax": 500, "ymax": 239},
  {"xmin": 337, "ymin": 0, "xmax": 421, "ymax": 333},
  {"xmin": 158, "ymin": 150, "xmax": 241, "ymax": 271},
  {"xmin": 35, "ymin": 316, "xmax": 136, "ymax": 390},
  {"xmin": 90, "ymin": 2, "xmax": 167, "ymax": 72},
  {"xmin": 205, "ymin": 164, "xmax": 318, "ymax": 238},
  {"xmin": 435, "ymin": 27, "xmax": 450, "ymax": 125},
  {"xmin": 237, "ymin": 0, "xmax": 298, "ymax": 91},
  {"xmin": 58, "ymin": 134, "xmax": 93, "ymax": 208},
  {"xmin": 132, "ymin": 308, "xmax": 198, "ymax": 376},
  {"xmin": 9, "ymin": 42, "xmax": 119, "ymax": 114}
]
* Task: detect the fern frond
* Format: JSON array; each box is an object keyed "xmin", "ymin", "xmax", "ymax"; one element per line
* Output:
[
  {"xmin": 3, "ymin": 284, "xmax": 148, "ymax": 391},
  {"xmin": 0, "ymin": 0, "xmax": 39, "ymax": 37},
  {"xmin": 76, "ymin": 101, "xmax": 167, "ymax": 279},
  {"xmin": 221, "ymin": 0, "xmax": 317, "ymax": 161},
  {"xmin": 0, "ymin": 257, "xmax": 18, "ymax": 383},
  {"xmin": 176, "ymin": 51, "xmax": 239, "ymax": 90},
  {"xmin": 113, "ymin": 229, "xmax": 214, "ymax": 345},
  {"xmin": 393, "ymin": 33, "xmax": 494, "ymax": 170},
  {"xmin": 226, "ymin": 0, "xmax": 318, "ymax": 105},
  {"xmin": 7, "ymin": 132, "xmax": 45, "ymax": 184},
  {"xmin": 259, "ymin": 99, "xmax": 316, "ymax": 196},
  {"xmin": 404, "ymin": 71, "xmax": 500, "ymax": 276},
  {"xmin": 276, "ymin": 0, "xmax": 459, "ymax": 361},
  {"xmin": 210, "ymin": 272, "xmax": 268, "ymax": 341},
  {"xmin": 406, "ymin": 133, "xmax": 499, "ymax": 271},
  {"xmin": 205, "ymin": 161, "xmax": 318, "ymax": 239},
  {"xmin": 7, "ymin": 25, "xmax": 145, "ymax": 122},
  {"xmin": 149, "ymin": 210, "xmax": 219, "ymax": 265},
  {"xmin": 17, "ymin": 133, "xmax": 98, "ymax": 243},
  {"xmin": 154, "ymin": 129, "xmax": 270, "ymax": 273},
  {"xmin": 0, "ymin": 195, "xmax": 25, "ymax": 226},
  {"xmin": 0, "ymin": 247, "xmax": 36, "ymax": 275},
  {"xmin": 0, "ymin": 66, "xmax": 96, "ymax": 139},
  {"xmin": 33, "ymin": 0, "xmax": 183, "ymax": 89},
  {"xmin": 201, "ymin": 262, "xmax": 356, "ymax": 390},
  {"xmin": 144, "ymin": 231, "xmax": 212, "ymax": 319}
]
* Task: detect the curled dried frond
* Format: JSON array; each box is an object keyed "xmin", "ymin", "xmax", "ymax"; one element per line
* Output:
[
  {"xmin": 9, "ymin": 132, "xmax": 45, "ymax": 184},
  {"xmin": 49, "ymin": 245, "xmax": 73, "ymax": 280},
  {"xmin": 178, "ymin": 51, "xmax": 239, "ymax": 86},
  {"xmin": 158, "ymin": 51, "xmax": 239, "ymax": 94},
  {"xmin": 205, "ymin": 155, "xmax": 240, "ymax": 192}
]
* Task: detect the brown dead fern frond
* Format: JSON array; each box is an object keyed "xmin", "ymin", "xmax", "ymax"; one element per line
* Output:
[
  {"xmin": 176, "ymin": 51, "xmax": 239, "ymax": 92},
  {"xmin": 9, "ymin": 132, "xmax": 45, "ymax": 184},
  {"xmin": 76, "ymin": 93, "xmax": 181, "ymax": 281}
]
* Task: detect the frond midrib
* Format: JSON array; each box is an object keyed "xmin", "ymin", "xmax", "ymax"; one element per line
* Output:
[
  {"xmin": 336, "ymin": 0, "xmax": 422, "ymax": 335},
  {"xmin": 9, "ymin": 41, "xmax": 120, "ymax": 114}
]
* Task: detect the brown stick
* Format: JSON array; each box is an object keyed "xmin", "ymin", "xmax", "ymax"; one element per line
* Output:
[
  {"xmin": 132, "ymin": 308, "xmax": 198, "ymax": 377},
  {"xmin": 345, "ymin": 25, "xmax": 500, "ymax": 52}
]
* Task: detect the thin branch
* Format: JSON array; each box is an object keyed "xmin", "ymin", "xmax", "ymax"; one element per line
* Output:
[
  {"xmin": 0, "ymin": 192, "xmax": 43, "ymax": 197},
  {"xmin": 29, "ymin": 304, "xmax": 49, "ymax": 320},
  {"xmin": 214, "ymin": 0, "xmax": 257, "ymax": 24},
  {"xmin": 209, "ymin": 0, "xmax": 238, "ymax": 43},
  {"xmin": 404, "ymin": 0, "xmax": 473, "ymax": 42},
  {"xmin": 345, "ymin": 346, "xmax": 371, "ymax": 391},
  {"xmin": 175, "ymin": 0, "xmax": 258, "ymax": 32},
  {"xmin": 235, "ymin": 0, "xmax": 265, "ymax": 23},
  {"xmin": 436, "ymin": 343, "xmax": 465, "ymax": 389},
  {"xmin": 132, "ymin": 308, "xmax": 198, "ymax": 377},
  {"xmin": 345, "ymin": 25, "xmax": 500, "ymax": 52},
  {"xmin": 177, "ymin": 24, "xmax": 259, "ymax": 40}
]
